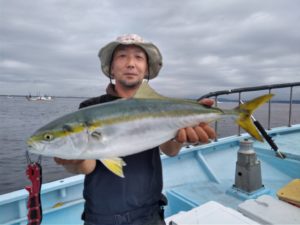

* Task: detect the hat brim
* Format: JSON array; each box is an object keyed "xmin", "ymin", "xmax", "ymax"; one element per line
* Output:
[{"xmin": 98, "ymin": 41, "xmax": 162, "ymax": 80}]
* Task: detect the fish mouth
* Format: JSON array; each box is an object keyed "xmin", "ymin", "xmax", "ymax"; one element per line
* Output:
[
  {"xmin": 27, "ymin": 138, "xmax": 37, "ymax": 150},
  {"xmin": 27, "ymin": 144, "xmax": 39, "ymax": 154},
  {"xmin": 26, "ymin": 138, "xmax": 44, "ymax": 154}
]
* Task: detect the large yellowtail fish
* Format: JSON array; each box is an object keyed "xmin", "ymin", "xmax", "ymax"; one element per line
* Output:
[{"xmin": 27, "ymin": 82, "xmax": 273, "ymax": 177}]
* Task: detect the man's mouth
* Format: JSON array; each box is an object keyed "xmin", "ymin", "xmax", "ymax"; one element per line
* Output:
[{"xmin": 124, "ymin": 72, "xmax": 138, "ymax": 76}]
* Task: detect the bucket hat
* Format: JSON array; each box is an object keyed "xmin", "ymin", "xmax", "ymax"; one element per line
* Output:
[{"xmin": 98, "ymin": 34, "xmax": 163, "ymax": 80}]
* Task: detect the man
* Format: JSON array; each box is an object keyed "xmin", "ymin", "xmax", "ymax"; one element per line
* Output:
[{"xmin": 55, "ymin": 34, "xmax": 215, "ymax": 225}]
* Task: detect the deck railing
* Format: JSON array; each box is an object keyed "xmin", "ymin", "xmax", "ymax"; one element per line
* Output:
[{"xmin": 198, "ymin": 82, "xmax": 300, "ymax": 140}]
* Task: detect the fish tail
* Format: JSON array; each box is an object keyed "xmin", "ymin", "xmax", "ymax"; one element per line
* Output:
[{"xmin": 235, "ymin": 94, "xmax": 274, "ymax": 142}]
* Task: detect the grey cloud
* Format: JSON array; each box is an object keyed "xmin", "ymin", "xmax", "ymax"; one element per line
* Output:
[{"xmin": 1, "ymin": 0, "xmax": 299, "ymax": 98}]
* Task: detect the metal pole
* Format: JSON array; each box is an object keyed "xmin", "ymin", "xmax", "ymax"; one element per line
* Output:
[
  {"xmin": 214, "ymin": 95, "xmax": 218, "ymax": 141},
  {"xmin": 268, "ymin": 89, "xmax": 272, "ymax": 130},
  {"xmin": 288, "ymin": 86, "xmax": 293, "ymax": 127},
  {"xmin": 238, "ymin": 92, "xmax": 241, "ymax": 136}
]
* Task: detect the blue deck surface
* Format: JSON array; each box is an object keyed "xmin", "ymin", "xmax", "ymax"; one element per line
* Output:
[
  {"xmin": 1, "ymin": 124, "xmax": 299, "ymax": 224},
  {"xmin": 162, "ymin": 124, "xmax": 300, "ymax": 217}
]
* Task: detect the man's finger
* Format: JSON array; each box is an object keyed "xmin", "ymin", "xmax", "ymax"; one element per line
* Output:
[
  {"xmin": 54, "ymin": 157, "xmax": 83, "ymax": 165},
  {"xmin": 199, "ymin": 98, "xmax": 214, "ymax": 107},
  {"xmin": 54, "ymin": 157, "xmax": 64, "ymax": 165},
  {"xmin": 194, "ymin": 126, "xmax": 209, "ymax": 143},
  {"xmin": 176, "ymin": 128, "xmax": 187, "ymax": 143},
  {"xmin": 186, "ymin": 127, "xmax": 199, "ymax": 143},
  {"xmin": 199, "ymin": 123, "xmax": 216, "ymax": 139}
]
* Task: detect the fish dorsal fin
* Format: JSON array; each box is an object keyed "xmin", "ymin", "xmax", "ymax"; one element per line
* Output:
[{"xmin": 133, "ymin": 82, "xmax": 167, "ymax": 100}]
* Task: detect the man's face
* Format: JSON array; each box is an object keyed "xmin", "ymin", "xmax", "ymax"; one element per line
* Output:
[{"xmin": 110, "ymin": 45, "xmax": 148, "ymax": 88}]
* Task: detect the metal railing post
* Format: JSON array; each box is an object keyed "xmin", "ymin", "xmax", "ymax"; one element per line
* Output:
[
  {"xmin": 288, "ymin": 86, "xmax": 293, "ymax": 127},
  {"xmin": 214, "ymin": 95, "xmax": 218, "ymax": 141},
  {"xmin": 238, "ymin": 92, "xmax": 241, "ymax": 136},
  {"xmin": 268, "ymin": 89, "xmax": 272, "ymax": 130}
]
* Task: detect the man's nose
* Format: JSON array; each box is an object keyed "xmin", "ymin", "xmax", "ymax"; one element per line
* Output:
[{"xmin": 126, "ymin": 56, "xmax": 135, "ymax": 68}]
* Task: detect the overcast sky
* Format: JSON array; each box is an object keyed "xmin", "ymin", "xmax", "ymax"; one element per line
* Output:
[{"xmin": 1, "ymin": 0, "xmax": 300, "ymax": 99}]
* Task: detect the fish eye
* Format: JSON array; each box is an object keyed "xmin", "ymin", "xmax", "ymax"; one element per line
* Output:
[{"xmin": 44, "ymin": 133, "xmax": 54, "ymax": 141}]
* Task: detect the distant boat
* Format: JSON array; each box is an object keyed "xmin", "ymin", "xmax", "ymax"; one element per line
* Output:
[{"xmin": 26, "ymin": 94, "xmax": 53, "ymax": 101}]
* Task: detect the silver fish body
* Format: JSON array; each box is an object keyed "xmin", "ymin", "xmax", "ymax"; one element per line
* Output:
[{"xmin": 28, "ymin": 98, "xmax": 225, "ymax": 159}]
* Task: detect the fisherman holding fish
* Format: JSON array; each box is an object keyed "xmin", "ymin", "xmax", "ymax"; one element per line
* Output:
[
  {"xmin": 27, "ymin": 33, "xmax": 272, "ymax": 224},
  {"xmin": 54, "ymin": 34, "xmax": 216, "ymax": 225}
]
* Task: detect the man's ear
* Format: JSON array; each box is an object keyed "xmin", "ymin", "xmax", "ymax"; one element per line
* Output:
[
  {"xmin": 144, "ymin": 68, "xmax": 150, "ymax": 79},
  {"xmin": 109, "ymin": 65, "xmax": 115, "ymax": 79}
]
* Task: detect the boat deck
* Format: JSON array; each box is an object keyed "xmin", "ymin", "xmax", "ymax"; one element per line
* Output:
[{"xmin": 162, "ymin": 125, "xmax": 300, "ymax": 218}]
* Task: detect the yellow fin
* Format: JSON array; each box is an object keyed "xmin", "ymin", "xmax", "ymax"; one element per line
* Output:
[
  {"xmin": 100, "ymin": 158, "xmax": 126, "ymax": 178},
  {"xmin": 133, "ymin": 81, "xmax": 167, "ymax": 99},
  {"xmin": 235, "ymin": 94, "xmax": 274, "ymax": 142},
  {"xmin": 52, "ymin": 202, "xmax": 64, "ymax": 208}
]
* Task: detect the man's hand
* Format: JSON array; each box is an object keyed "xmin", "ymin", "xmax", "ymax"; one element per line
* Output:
[
  {"xmin": 54, "ymin": 158, "xmax": 84, "ymax": 165},
  {"xmin": 175, "ymin": 98, "xmax": 216, "ymax": 144},
  {"xmin": 160, "ymin": 98, "xmax": 216, "ymax": 156},
  {"xmin": 54, "ymin": 157, "xmax": 96, "ymax": 175},
  {"xmin": 175, "ymin": 122, "xmax": 215, "ymax": 144}
]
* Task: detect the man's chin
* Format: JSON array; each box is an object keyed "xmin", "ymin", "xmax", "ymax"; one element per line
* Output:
[{"xmin": 119, "ymin": 79, "xmax": 143, "ymax": 88}]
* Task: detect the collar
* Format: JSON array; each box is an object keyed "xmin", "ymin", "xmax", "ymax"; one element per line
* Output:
[{"xmin": 106, "ymin": 83, "xmax": 119, "ymax": 97}]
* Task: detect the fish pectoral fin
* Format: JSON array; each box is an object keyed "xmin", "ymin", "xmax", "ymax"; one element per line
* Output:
[
  {"xmin": 91, "ymin": 131, "xmax": 102, "ymax": 140},
  {"xmin": 100, "ymin": 158, "xmax": 126, "ymax": 178}
]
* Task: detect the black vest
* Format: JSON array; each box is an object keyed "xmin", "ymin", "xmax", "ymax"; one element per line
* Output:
[{"xmin": 80, "ymin": 94, "xmax": 163, "ymax": 221}]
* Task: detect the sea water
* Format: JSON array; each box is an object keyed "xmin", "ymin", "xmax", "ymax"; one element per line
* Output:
[{"xmin": 0, "ymin": 96, "xmax": 84, "ymax": 194}]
